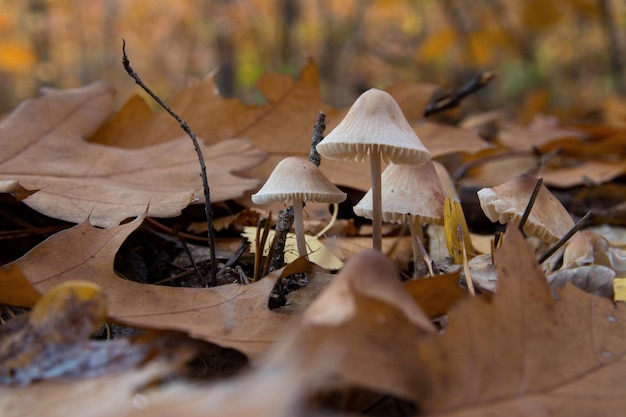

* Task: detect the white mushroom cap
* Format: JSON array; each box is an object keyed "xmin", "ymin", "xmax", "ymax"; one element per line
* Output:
[
  {"xmin": 316, "ymin": 88, "xmax": 430, "ymax": 165},
  {"xmin": 562, "ymin": 230, "xmax": 626, "ymax": 275},
  {"xmin": 251, "ymin": 157, "xmax": 346, "ymax": 205},
  {"xmin": 477, "ymin": 173, "xmax": 574, "ymax": 244},
  {"xmin": 354, "ymin": 161, "xmax": 446, "ymax": 224}
]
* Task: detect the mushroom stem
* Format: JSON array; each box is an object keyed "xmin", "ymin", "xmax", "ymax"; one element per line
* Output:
[
  {"xmin": 370, "ymin": 148, "xmax": 383, "ymax": 251},
  {"xmin": 292, "ymin": 200, "xmax": 308, "ymax": 258}
]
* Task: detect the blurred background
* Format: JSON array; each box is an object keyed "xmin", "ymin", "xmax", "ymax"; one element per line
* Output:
[{"xmin": 0, "ymin": 0, "xmax": 624, "ymax": 120}]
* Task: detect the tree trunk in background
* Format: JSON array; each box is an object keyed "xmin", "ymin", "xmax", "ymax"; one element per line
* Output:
[
  {"xmin": 598, "ymin": 0, "xmax": 625, "ymax": 95},
  {"xmin": 26, "ymin": 0, "xmax": 51, "ymax": 88},
  {"xmin": 278, "ymin": 0, "xmax": 299, "ymax": 73}
]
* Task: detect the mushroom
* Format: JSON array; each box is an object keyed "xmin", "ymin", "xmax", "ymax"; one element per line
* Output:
[
  {"xmin": 477, "ymin": 173, "xmax": 574, "ymax": 245},
  {"xmin": 251, "ymin": 157, "xmax": 346, "ymax": 258},
  {"xmin": 354, "ymin": 161, "xmax": 446, "ymax": 275},
  {"xmin": 562, "ymin": 230, "xmax": 626, "ymax": 275},
  {"xmin": 316, "ymin": 88, "xmax": 430, "ymax": 251}
]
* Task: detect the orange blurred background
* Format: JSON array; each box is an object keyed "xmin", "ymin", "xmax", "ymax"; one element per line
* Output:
[{"xmin": 0, "ymin": 0, "xmax": 624, "ymax": 119}]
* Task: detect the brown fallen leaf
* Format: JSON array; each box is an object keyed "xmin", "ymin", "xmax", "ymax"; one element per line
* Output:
[
  {"xmin": 540, "ymin": 159, "xmax": 626, "ymax": 188},
  {"xmin": 0, "ymin": 82, "xmax": 265, "ymax": 227},
  {"xmin": 91, "ymin": 62, "xmax": 489, "ymax": 192},
  {"xmin": 404, "ymin": 271, "xmax": 466, "ymax": 318},
  {"xmin": 263, "ymin": 250, "xmax": 435, "ymax": 401},
  {"xmin": 0, "ymin": 359, "xmax": 181, "ymax": 417},
  {"xmin": 10, "ymin": 215, "xmax": 312, "ymax": 360},
  {"xmin": 498, "ymin": 114, "xmax": 590, "ymax": 151},
  {"xmin": 266, "ymin": 226, "xmax": 626, "ymax": 415},
  {"xmin": 0, "ymin": 264, "xmax": 40, "ymax": 308},
  {"xmin": 405, "ymin": 225, "xmax": 626, "ymax": 415},
  {"xmin": 0, "ymin": 280, "xmax": 197, "ymax": 386}
]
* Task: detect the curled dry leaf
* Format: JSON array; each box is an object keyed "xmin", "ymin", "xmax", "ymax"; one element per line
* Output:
[
  {"xmin": 9, "ymin": 215, "xmax": 313, "ymax": 360},
  {"xmin": 548, "ymin": 265, "xmax": 615, "ymax": 300},
  {"xmin": 0, "ymin": 82, "xmax": 265, "ymax": 227},
  {"xmin": 265, "ymin": 250, "xmax": 435, "ymax": 401}
]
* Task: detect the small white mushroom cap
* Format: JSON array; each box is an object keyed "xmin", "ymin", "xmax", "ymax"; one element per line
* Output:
[
  {"xmin": 251, "ymin": 157, "xmax": 346, "ymax": 205},
  {"xmin": 354, "ymin": 161, "xmax": 446, "ymax": 224},
  {"xmin": 316, "ymin": 88, "xmax": 430, "ymax": 165},
  {"xmin": 477, "ymin": 173, "xmax": 574, "ymax": 244}
]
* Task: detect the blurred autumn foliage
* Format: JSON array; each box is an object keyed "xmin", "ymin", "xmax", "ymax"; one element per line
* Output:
[{"xmin": 0, "ymin": 0, "xmax": 624, "ymax": 117}]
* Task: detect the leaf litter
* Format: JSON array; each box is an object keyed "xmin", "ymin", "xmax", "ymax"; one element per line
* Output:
[{"xmin": 1, "ymin": 60, "xmax": 626, "ymax": 416}]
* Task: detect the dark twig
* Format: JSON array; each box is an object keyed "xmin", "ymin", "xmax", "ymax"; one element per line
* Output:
[
  {"xmin": 122, "ymin": 40, "xmax": 217, "ymax": 285},
  {"xmin": 308, "ymin": 111, "xmax": 326, "ymax": 167},
  {"xmin": 518, "ymin": 177, "xmax": 543, "ymax": 237},
  {"xmin": 538, "ymin": 211, "xmax": 593, "ymax": 265},
  {"xmin": 269, "ymin": 111, "xmax": 327, "ymax": 272},
  {"xmin": 173, "ymin": 227, "xmax": 204, "ymax": 283},
  {"xmin": 218, "ymin": 238, "xmax": 248, "ymax": 275},
  {"xmin": 424, "ymin": 70, "xmax": 496, "ymax": 117}
]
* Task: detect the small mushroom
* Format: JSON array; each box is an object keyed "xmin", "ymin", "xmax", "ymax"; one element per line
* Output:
[
  {"xmin": 251, "ymin": 157, "xmax": 346, "ymax": 258},
  {"xmin": 354, "ymin": 161, "xmax": 446, "ymax": 275},
  {"xmin": 562, "ymin": 230, "xmax": 626, "ymax": 276},
  {"xmin": 316, "ymin": 88, "xmax": 430, "ymax": 251},
  {"xmin": 477, "ymin": 173, "xmax": 574, "ymax": 245}
]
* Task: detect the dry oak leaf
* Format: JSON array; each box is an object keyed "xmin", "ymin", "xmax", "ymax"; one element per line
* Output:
[
  {"xmin": 277, "ymin": 227, "xmax": 626, "ymax": 416},
  {"xmin": 406, "ymin": 225, "xmax": 626, "ymax": 416},
  {"xmin": 0, "ymin": 360, "xmax": 178, "ymax": 417},
  {"xmin": 10, "ymin": 215, "xmax": 311, "ymax": 360},
  {"xmin": 91, "ymin": 62, "xmax": 489, "ymax": 192},
  {"xmin": 0, "ymin": 82, "xmax": 265, "ymax": 227},
  {"xmin": 265, "ymin": 250, "xmax": 436, "ymax": 401}
]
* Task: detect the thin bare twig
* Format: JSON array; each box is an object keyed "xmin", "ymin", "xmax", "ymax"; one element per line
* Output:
[
  {"xmin": 173, "ymin": 227, "xmax": 204, "ymax": 283},
  {"xmin": 458, "ymin": 225, "xmax": 475, "ymax": 295},
  {"xmin": 518, "ymin": 177, "xmax": 543, "ymax": 237},
  {"xmin": 122, "ymin": 40, "xmax": 217, "ymax": 285},
  {"xmin": 424, "ymin": 70, "xmax": 496, "ymax": 117},
  {"xmin": 538, "ymin": 211, "xmax": 593, "ymax": 264}
]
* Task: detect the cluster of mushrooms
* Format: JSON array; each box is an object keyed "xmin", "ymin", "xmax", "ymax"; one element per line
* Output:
[
  {"xmin": 252, "ymin": 88, "xmax": 445, "ymax": 265},
  {"xmin": 252, "ymin": 88, "xmax": 626, "ymax": 282}
]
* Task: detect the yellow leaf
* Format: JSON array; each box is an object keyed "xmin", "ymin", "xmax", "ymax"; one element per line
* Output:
[
  {"xmin": 614, "ymin": 278, "xmax": 626, "ymax": 303},
  {"xmin": 242, "ymin": 226, "xmax": 343, "ymax": 270},
  {"xmin": 443, "ymin": 195, "xmax": 475, "ymax": 264},
  {"xmin": 30, "ymin": 281, "xmax": 106, "ymax": 331}
]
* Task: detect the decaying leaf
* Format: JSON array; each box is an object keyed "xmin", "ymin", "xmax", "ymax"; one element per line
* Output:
[
  {"xmin": 0, "ymin": 359, "xmax": 181, "ymax": 417},
  {"xmin": 0, "ymin": 280, "xmax": 198, "ymax": 386},
  {"xmin": 548, "ymin": 265, "xmax": 615, "ymax": 299},
  {"xmin": 9, "ymin": 216, "xmax": 313, "ymax": 360},
  {"xmin": 405, "ymin": 225, "xmax": 626, "ymax": 415},
  {"xmin": 264, "ymin": 250, "xmax": 436, "ymax": 401},
  {"xmin": 0, "ymin": 82, "xmax": 265, "ymax": 227},
  {"xmin": 443, "ymin": 195, "xmax": 475, "ymax": 263}
]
